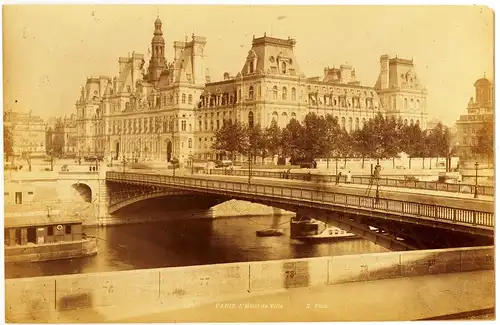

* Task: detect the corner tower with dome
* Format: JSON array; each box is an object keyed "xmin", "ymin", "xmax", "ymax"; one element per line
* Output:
[{"xmin": 455, "ymin": 77, "xmax": 494, "ymax": 159}]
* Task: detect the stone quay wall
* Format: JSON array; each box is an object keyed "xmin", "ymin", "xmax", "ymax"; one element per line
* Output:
[{"xmin": 5, "ymin": 245, "xmax": 494, "ymax": 322}]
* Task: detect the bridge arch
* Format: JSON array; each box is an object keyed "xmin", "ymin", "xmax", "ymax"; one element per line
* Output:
[{"xmin": 71, "ymin": 183, "xmax": 92, "ymax": 202}]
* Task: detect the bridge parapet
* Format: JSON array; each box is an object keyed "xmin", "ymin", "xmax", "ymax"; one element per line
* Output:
[
  {"xmin": 106, "ymin": 172, "xmax": 494, "ymax": 238},
  {"xmin": 209, "ymin": 169, "xmax": 495, "ymax": 196}
]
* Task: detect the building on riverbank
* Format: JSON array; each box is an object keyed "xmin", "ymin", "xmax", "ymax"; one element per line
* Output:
[
  {"xmin": 455, "ymin": 77, "xmax": 494, "ymax": 161},
  {"xmin": 46, "ymin": 114, "xmax": 78, "ymax": 158},
  {"xmin": 4, "ymin": 109, "xmax": 47, "ymax": 159},
  {"xmin": 75, "ymin": 17, "xmax": 429, "ymax": 163}
]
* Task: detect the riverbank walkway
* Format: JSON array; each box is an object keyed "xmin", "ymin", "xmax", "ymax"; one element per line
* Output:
[{"xmin": 39, "ymin": 270, "xmax": 494, "ymax": 323}]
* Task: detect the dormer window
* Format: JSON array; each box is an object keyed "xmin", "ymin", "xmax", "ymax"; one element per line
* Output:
[
  {"xmin": 281, "ymin": 62, "xmax": 287, "ymax": 74},
  {"xmin": 249, "ymin": 61, "xmax": 254, "ymax": 74}
]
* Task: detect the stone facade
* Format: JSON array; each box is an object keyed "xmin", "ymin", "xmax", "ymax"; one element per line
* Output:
[
  {"xmin": 375, "ymin": 55, "xmax": 428, "ymax": 129},
  {"xmin": 75, "ymin": 17, "xmax": 428, "ymax": 163},
  {"xmin": 4, "ymin": 109, "xmax": 47, "ymax": 159},
  {"xmin": 46, "ymin": 114, "xmax": 77, "ymax": 157},
  {"xmin": 455, "ymin": 77, "xmax": 494, "ymax": 157}
]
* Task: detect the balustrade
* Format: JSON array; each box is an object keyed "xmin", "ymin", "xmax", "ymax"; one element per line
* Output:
[{"xmin": 208, "ymin": 169, "xmax": 494, "ymax": 196}]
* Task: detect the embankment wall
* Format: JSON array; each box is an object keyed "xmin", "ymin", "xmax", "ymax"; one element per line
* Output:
[{"xmin": 5, "ymin": 245, "xmax": 494, "ymax": 322}]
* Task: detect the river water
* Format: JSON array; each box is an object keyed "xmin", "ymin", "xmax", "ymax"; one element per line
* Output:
[{"xmin": 5, "ymin": 215, "xmax": 387, "ymax": 279}]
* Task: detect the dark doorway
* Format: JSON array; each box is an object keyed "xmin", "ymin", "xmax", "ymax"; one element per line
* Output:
[
  {"xmin": 115, "ymin": 142, "xmax": 120, "ymax": 160},
  {"xmin": 167, "ymin": 141, "xmax": 172, "ymax": 162},
  {"xmin": 15, "ymin": 192, "xmax": 22, "ymax": 204},
  {"xmin": 15, "ymin": 229, "xmax": 21, "ymax": 245},
  {"xmin": 27, "ymin": 227, "xmax": 36, "ymax": 244}
]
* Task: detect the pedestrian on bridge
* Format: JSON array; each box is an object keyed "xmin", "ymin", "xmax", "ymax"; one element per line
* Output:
[
  {"xmin": 346, "ymin": 171, "xmax": 352, "ymax": 184},
  {"xmin": 336, "ymin": 172, "xmax": 342, "ymax": 185}
]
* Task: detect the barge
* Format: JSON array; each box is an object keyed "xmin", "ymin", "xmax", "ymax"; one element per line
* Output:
[{"xmin": 4, "ymin": 214, "xmax": 98, "ymax": 263}]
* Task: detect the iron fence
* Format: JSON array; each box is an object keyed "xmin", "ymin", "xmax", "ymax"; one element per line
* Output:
[{"xmin": 208, "ymin": 169, "xmax": 494, "ymax": 196}]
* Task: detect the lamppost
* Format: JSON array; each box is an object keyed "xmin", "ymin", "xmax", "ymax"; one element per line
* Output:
[
  {"xmin": 189, "ymin": 153, "xmax": 194, "ymax": 175},
  {"xmin": 474, "ymin": 161, "xmax": 479, "ymax": 198}
]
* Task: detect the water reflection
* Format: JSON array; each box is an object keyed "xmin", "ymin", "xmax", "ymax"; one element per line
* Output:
[{"xmin": 5, "ymin": 215, "xmax": 387, "ymax": 279}]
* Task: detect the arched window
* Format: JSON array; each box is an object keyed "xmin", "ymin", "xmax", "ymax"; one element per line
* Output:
[
  {"xmin": 355, "ymin": 118, "xmax": 360, "ymax": 130},
  {"xmin": 175, "ymin": 94, "xmax": 179, "ymax": 104},
  {"xmin": 272, "ymin": 111, "xmax": 278, "ymax": 122},
  {"xmin": 416, "ymin": 99, "xmax": 420, "ymax": 110},
  {"xmin": 188, "ymin": 138, "xmax": 192, "ymax": 148},
  {"xmin": 238, "ymin": 90, "xmax": 241, "ymax": 101},
  {"xmin": 341, "ymin": 117, "xmax": 346, "ymax": 129},
  {"xmin": 404, "ymin": 98, "xmax": 408, "ymax": 110},
  {"xmin": 272, "ymin": 86, "xmax": 278, "ymax": 100},
  {"xmin": 291, "ymin": 112, "xmax": 296, "ymax": 119},
  {"xmin": 188, "ymin": 94, "xmax": 193, "ymax": 104},
  {"xmin": 416, "ymin": 119, "xmax": 420, "ymax": 126},
  {"xmin": 182, "ymin": 93, "xmax": 186, "ymax": 104},
  {"xmin": 249, "ymin": 86, "xmax": 254, "ymax": 100},
  {"xmin": 282, "ymin": 87, "xmax": 287, "ymax": 100},
  {"xmin": 410, "ymin": 119, "xmax": 414, "ymax": 125},
  {"xmin": 291, "ymin": 87, "xmax": 296, "ymax": 101},
  {"xmin": 248, "ymin": 111, "xmax": 254, "ymax": 127},
  {"xmin": 282, "ymin": 112, "xmax": 288, "ymax": 126},
  {"xmin": 249, "ymin": 61, "xmax": 254, "ymax": 73},
  {"xmin": 281, "ymin": 62, "xmax": 287, "ymax": 74},
  {"xmin": 348, "ymin": 117, "xmax": 353, "ymax": 132},
  {"xmin": 362, "ymin": 118, "xmax": 366, "ymax": 129}
]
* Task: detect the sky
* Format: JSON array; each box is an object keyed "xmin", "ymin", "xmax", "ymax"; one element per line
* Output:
[{"xmin": 3, "ymin": 5, "xmax": 494, "ymax": 126}]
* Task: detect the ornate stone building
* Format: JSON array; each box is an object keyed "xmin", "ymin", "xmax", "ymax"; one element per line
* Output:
[
  {"xmin": 4, "ymin": 109, "xmax": 47, "ymax": 158},
  {"xmin": 455, "ymin": 77, "xmax": 494, "ymax": 157},
  {"xmin": 75, "ymin": 17, "xmax": 428, "ymax": 163},
  {"xmin": 375, "ymin": 55, "xmax": 428, "ymax": 129},
  {"xmin": 46, "ymin": 114, "xmax": 77, "ymax": 157}
]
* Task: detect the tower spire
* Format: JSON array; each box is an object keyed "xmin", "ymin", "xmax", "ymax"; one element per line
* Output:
[{"xmin": 148, "ymin": 16, "xmax": 166, "ymax": 84}]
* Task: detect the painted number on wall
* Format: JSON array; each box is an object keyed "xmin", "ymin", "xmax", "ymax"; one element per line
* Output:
[
  {"xmin": 226, "ymin": 266, "xmax": 240, "ymax": 278},
  {"xmin": 199, "ymin": 277, "xmax": 210, "ymax": 286},
  {"xmin": 285, "ymin": 270, "xmax": 296, "ymax": 279}
]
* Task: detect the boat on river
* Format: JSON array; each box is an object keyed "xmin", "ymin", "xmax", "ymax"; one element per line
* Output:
[
  {"xmin": 4, "ymin": 214, "xmax": 98, "ymax": 263},
  {"xmin": 290, "ymin": 216, "xmax": 359, "ymax": 243},
  {"xmin": 256, "ymin": 228, "xmax": 285, "ymax": 237}
]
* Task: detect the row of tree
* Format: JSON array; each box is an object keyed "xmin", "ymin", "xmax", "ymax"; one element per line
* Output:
[{"xmin": 213, "ymin": 112, "xmax": 460, "ymax": 168}]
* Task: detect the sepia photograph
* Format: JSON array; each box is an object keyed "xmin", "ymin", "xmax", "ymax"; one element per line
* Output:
[{"xmin": 2, "ymin": 2, "xmax": 495, "ymax": 323}]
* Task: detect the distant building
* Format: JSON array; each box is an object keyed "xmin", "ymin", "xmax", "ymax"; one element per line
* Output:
[
  {"xmin": 455, "ymin": 77, "xmax": 494, "ymax": 158},
  {"xmin": 74, "ymin": 17, "xmax": 429, "ymax": 162},
  {"xmin": 4, "ymin": 109, "xmax": 47, "ymax": 158},
  {"xmin": 46, "ymin": 115, "xmax": 78, "ymax": 157}
]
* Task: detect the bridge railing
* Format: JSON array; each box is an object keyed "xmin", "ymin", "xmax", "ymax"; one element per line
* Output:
[
  {"xmin": 107, "ymin": 172, "xmax": 495, "ymax": 230},
  {"xmin": 208, "ymin": 169, "xmax": 494, "ymax": 197}
]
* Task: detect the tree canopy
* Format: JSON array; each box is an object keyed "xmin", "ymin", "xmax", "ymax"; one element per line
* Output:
[
  {"xmin": 212, "ymin": 112, "xmax": 455, "ymax": 164},
  {"xmin": 472, "ymin": 121, "xmax": 494, "ymax": 160}
]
